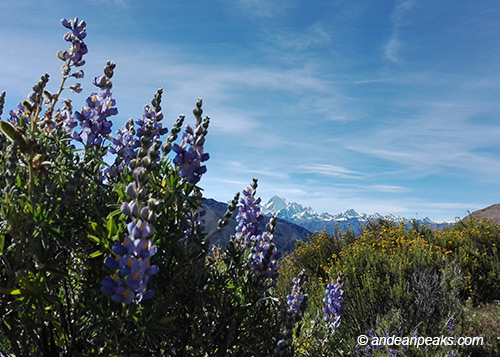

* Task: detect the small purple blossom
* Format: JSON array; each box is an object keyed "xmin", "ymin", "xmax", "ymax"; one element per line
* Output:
[
  {"xmin": 387, "ymin": 349, "xmax": 398, "ymax": 356},
  {"xmin": 135, "ymin": 104, "xmax": 168, "ymax": 149},
  {"xmin": 448, "ymin": 318, "xmax": 455, "ymax": 332},
  {"xmin": 72, "ymin": 71, "xmax": 117, "ymax": 146},
  {"xmin": 8, "ymin": 103, "xmax": 29, "ymax": 126},
  {"xmin": 364, "ymin": 345, "xmax": 373, "ymax": 357},
  {"xmin": 234, "ymin": 184, "xmax": 263, "ymax": 248},
  {"xmin": 251, "ymin": 231, "xmax": 281, "ymax": 282},
  {"xmin": 181, "ymin": 207, "xmax": 206, "ymax": 243},
  {"xmin": 106, "ymin": 118, "xmax": 136, "ymax": 177},
  {"xmin": 286, "ymin": 276, "xmax": 307, "ymax": 314},
  {"xmin": 172, "ymin": 125, "xmax": 209, "ymax": 184},
  {"xmin": 322, "ymin": 275, "xmax": 345, "ymax": 329},
  {"xmin": 61, "ymin": 17, "xmax": 88, "ymax": 67}
]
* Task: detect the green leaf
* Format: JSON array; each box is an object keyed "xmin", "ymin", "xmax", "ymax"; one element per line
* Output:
[
  {"xmin": 10, "ymin": 289, "xmax": 21, "ymax": 295},
  {"xmin": 3, "ymin": 320, "xmax": 11, "ymax": 330},
  {"xmin": 156, "ymin": 316, "xmax": 175, "ymax": 324},
  {"xmin": 107, "ymin": 207, "xmax": 122, "ymax": 219},
  {"xmin": 89, "ymin": 250, "xmax": 103, "ymax": 258},
  {"xmin": 87, "ymin": 235, "xmax": 101, "ymax": 243},
  {"xmin": 0, "ymin": 233, "xmax": 4, "ymax": 255},
  {"xmin": 107, "ymin": 217, "xmax": 117, "ymax": 239},
  {"xmin": 0, "ymin": 120, "xmax": 28, "ymax": 151}
]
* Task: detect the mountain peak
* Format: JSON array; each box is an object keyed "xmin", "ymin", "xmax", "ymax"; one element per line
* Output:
[
  {"xmin": 265, "ymin": 195, "xmax": 288, "ymax": 211},
  {"xmin": 260, "ymin": 196, "xmax": 448, "ymax": 234},
  {"xmin": 343, "ymin": 209, "xmax": 359, "ymax": 217}
]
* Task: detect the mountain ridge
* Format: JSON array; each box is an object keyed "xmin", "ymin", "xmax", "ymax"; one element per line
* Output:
[{"xmin": 260, "ymin": 195, "xmax": 450, "ymax": 234}]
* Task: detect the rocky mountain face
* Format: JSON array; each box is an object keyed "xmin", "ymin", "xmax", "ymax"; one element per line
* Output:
[
  {"xmin": 468, "ymin": 203, "xmax": 500, "ymax": 224},
  {"xmin": 260, "ymin": 196, "xmax": 449, "ymax": 235}
]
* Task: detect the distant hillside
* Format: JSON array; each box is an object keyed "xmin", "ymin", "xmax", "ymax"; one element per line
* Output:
[
  {"xmin": 202, "ymin": 198, "xmax": 311, "ymax": 252},
  {"xmin": 469, "ymin": 204, "xmax": 500, "ymax": 224}
]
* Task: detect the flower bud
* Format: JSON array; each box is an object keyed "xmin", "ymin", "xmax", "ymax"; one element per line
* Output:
[
  {"xmin": 126, "ymin": 182, "xmax": 138, "ymax": 199},
  {"xmin": 161, "ymin": 142, "xmax": 171, "ymax": 154},
  {"xmin": 133, "ymin": 166, "xmax": 148, "ymax": 185},
  {"xmin": 61, "ymin": 64, "xmax": 70, "ymax": 76},
  {"xmin": 147, "ymin": 198, "xmax": 158, "ymax": 211},
  {"xmin": 72, "ymin": 70, "xmax": 85, "ymax": 79},
  {"xmin": 140, "ymin": 156, "xmax": 151, "ymax": 169},
  {"xmin": 0, "ymin": 91, "xmax": 5, "ymax": 118},
  {"xmin": 193, "ymin": 106, "xmax": 202, "ymax": 117},
  {"xmin": 140, "ymin": 206, "xmax": 150, "ymax": 221},
  {"xmin": 120, "ymin": 202, "xmax": 132, "ymax": 217}
]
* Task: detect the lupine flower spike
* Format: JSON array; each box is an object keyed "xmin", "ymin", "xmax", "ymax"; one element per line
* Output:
[
  {"xmin": 101, "ymin": 93, "xmax": 164, "ymax": 304},
  {"xmin": 287, "ymin": 270, "xmax": 307, "ymax": 314},
  {"xmin": 322, "ymin": 271, "xmax": 346, "ymax": 329},
  {"xmin": 251, "ymin": 215, "xmax": 281, "ymax": 283},
  {"xmin": 72, "ymin": 61, "xmax": 117, "ymax": 146},
  {"xmin": 234, "ymin": 178, "xmax": 263, "ymax": 248},
  {"xmin": 172, "ymin": 99, "xmax": 210, "ymax": 184}
]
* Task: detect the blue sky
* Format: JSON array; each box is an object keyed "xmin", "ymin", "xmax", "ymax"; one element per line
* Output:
[{"xmin": 1, "ymin": 0, "xmax": 500, "ymax": 222}]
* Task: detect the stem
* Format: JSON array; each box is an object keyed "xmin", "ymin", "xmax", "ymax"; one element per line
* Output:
[{"xmin": 46, "ymin": 63, "xmax": 69, "ymax": 121}]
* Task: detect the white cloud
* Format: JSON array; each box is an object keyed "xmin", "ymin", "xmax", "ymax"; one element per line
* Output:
[
  {"xmin": 368, "ymin": 184, "xmax": 410, "ymax": 193},
  {"xmin": 274, "ymin": 22, "xmax": 331, "ymax": 52},
  {"xmin": 384, "ymin": 0, "xmax": 414, "ymax": 62},
  {"xmin": 232, "ymin": 0, "xmax": 295, "ymax": 19},
  {"xmin": 298, "ymin": 163, "xmax": 363, "ymax": 179}
]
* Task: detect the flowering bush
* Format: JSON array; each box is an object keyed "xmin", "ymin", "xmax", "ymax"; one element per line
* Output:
[
  {"xmin": 278, "ymin": 219, "xmax": 500, "ymax": 355},
  {"xmin": 0, "ymin": 18, "xmax": 292, "ymax": 355}
]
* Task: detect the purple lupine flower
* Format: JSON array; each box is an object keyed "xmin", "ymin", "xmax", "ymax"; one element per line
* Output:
[
  {"xmin": 172, "ymin": 125, "xmax": 209, "ymax": 184},
  {"xmin": 322, "ymin": 275, "xmax": 345, "ymax": 329},
  {"xmin": 286, "ymin": 276, "xmax": 307, "ymax": 314},
  {"xmin": 52, "ymin": 99, "xmax": 78, "ymax": 137},
  {"xmin": 134, "ymin": 104, "xmax": 168, "ymax": 149},
  {"xmin": 365, "ymin": 345, "xmax": 373, "ymax": 357},
  {"xmin": 181, "ymin": 207, "xmax": 206, "ymax": 242},
  {"xmin": 234, "ymin": 185, "xmax": 263, "ymax": 248},
  {"xmin": 72, "ymin": 74, "xmax": 116, "ymax": 146},
  {"xmin": 106, "ymin": 118, "xmax": 136, "ymax": 178},
  {"xmin": 251, "ymin": 231, "xmax": 281, "ymax": 282},
  {"xmin": 101, "ymin": 274, "xmax": 135, "ymax": 305},
  {"xmin": 61, "ymin": 17, "xmax": 88, "ymax": 67},
  {"xmin": 448, "ymin": 318, "xmax": 455, "ymax": 332},
  {"xmin": 8, "ymin": 103, "xmax": 29, "ymax": 126},
  {"xmin": 388, "ymin": 349, "xmax": 398, "ymax": 356},
  {"xmin": 102, "ymin": 169, "xmax": 158, "ymax": 304}
]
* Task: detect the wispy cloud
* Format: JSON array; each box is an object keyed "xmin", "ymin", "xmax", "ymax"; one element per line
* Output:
[
  {"xmin": 232, "ymin": 0, "xmax": 295, "ymax": 19},
  {"xmin": 368, "ymin": 184, "xmax": 410, "ymax": 193},
  {"xmin": 346, "ymin": 90, "xmax": 500, "ymax": 179},
  {"xmin": 384, "ymin": 0, "xmax": 414, "ymax": 62},
  {"xmin": 274, "ymin": 22, "xmax": 331, "ymax": 52},
  {"xmin": 298, "ymin": 163, "xmax": 363, "ymax": 179}
]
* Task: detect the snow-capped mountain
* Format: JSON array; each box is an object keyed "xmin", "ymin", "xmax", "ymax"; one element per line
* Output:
[{"xmin": 261, "ymin": 196, "xmax": 449, "ymax": 234}]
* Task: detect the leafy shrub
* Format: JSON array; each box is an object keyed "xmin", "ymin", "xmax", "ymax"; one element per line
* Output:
[
  {"xmin": 0, "ymin": 18, "xmax": 301, "ymax": 356},
  {"xmin": 279, "ymin": 218, "xmax": 500, "ymax": 355}
]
